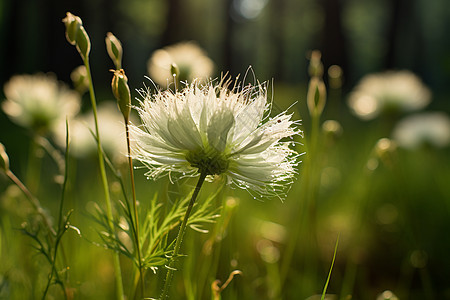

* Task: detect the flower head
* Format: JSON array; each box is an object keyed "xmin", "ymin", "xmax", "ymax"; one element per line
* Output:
[
  {"xmin": 54, "ymin": 102, "xmax": 128, "ymax": 162},
  {"xmin": 392, "ymin": 112, "xmax": 450, "ymax": 149},
  {"xmin": 2, "ymin": 73, "xmax": 81, "ymax": 134},
  {"xmin": 348, "ymin": 70, "xmax": 431, "ymax": 120},
  {"xmin": 147, "ymin": 41, "xmax": 214, "ymax": 87},
  {"xmin": 130, "ymin": 79, "xmax": 301, "ymax": 198}
]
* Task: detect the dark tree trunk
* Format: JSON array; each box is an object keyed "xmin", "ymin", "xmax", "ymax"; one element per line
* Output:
[
  {"xmin": 1, "ymin": 0, "xmax": 19, "ymax": 84},
  {"xmin": 385, "ymin": 0, "xmax": 402, "ymax": 69},
  {"xmin": 320, "ymin": 0, "xmax": 348, "ymax": 83},
  {"xmin": 223, "ymin": 0, "xmax": 234, "ymax": 75},
  {"xmin": 269, "ymin": 0, "xmax": 286, "ymax": 79},
  {"xmin": 385, "ymin": 0, "xmax": 423, "ymax": 72},
  {"xmin": 161, "ymin": 0, "xmax": 183, "ymax": 46}
]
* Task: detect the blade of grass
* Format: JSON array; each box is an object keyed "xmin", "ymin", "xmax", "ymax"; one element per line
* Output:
[{"xmin": 321, "ymin": 234, "xmax": 339, "ymax": 300}]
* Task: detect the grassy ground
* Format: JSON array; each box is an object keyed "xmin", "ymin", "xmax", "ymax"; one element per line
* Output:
[{"xmin": 1, "ymin": 82, "xmax": 450, "ymax": 300}]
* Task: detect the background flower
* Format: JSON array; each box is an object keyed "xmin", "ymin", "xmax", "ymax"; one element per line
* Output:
[
  {"xmin": 392, "ymin": 112, "xmax": 450, "ymax": 149},
  {"xmin": 2, "ymin": 73, "xmax": 81, "ymax": 135},
  {"xmin": 347, "ymin": 70, "xmax": 431, "ymax": 120},
  {"xmin": 147, "ymin": 41, "xmax": 214, "ymax": 87},
  {"xmin": 54, "ymin": 102, "xmax": 129, "ymax": 162}
]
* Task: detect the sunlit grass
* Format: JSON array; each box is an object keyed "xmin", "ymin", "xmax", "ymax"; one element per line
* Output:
[{"xmin": 1, "ymin": 11, "xmax": 450, "ymax": 300}]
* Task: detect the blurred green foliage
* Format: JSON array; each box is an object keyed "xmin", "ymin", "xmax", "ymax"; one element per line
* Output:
[{"xmin": 1, "ymin": 0, "xmax": 450, "ymax": 299}]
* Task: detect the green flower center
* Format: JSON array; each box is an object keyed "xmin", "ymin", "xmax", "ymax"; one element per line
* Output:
[{"xmin": 186, "ymin": 147, "xmax": 229, "ymax": 175}]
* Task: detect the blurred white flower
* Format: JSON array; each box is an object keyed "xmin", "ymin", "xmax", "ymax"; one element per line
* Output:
[
  {"xmin": 348, "ymin": 70, "xmax": 431, "ymax": 120},
  {"xmin": 147, "ymin": 41, "xmax": 214, "ymax": 87},
  {"xmin": 392, "ymin": 112, "xmax": 450, "ymax": 149},
  {"xmin": 55, "ymin": 102, "xmax": 128, "ymax": 162},
  {"xmin": 256, "ymin": 239, "xmax": 280, "ymax": 264},
  {"xmin": 2, "ymin": 73, "xmax": 81, "ymax": 134},
  {"xmin": 130, "ymin": 79, "xmax": 301, "ymax": 198}
]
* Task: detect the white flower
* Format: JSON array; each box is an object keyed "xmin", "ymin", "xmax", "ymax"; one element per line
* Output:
[
  {"xmin": 55, "ymin": 102, "xmax": 128, "ymax": 162},
  {"xmin": 348, "ymin": 70, "xmax": 431, "ymax": 120},
  {"xmin": 130, "ymin": 79, "xmax": 301, "ymax": 198},
  {"xmin": 392, "ymin": 112, "xmax": 450, "ymax": 149},
  {"xmin": 147, "ymin": 41, "xmax": 214, "ymax": 87},
  {"xmin": 2, "ymin": 73, "xmax": 81, "ymax": 134}
]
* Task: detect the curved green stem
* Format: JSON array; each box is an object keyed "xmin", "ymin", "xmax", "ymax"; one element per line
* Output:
[
  {"xmin": 124, "ymin": 119, "xmax": 145, "ymax": 298},
  {"xmin": 43, "ymin": 120, "xmax": 71, "ymax": 300},
  {"xmin": 160, "ymin": 171, "xmax": 208, "ymax": 299},
  {"xmin": 84, "ymin": 59, "xmax": 124, "ymax": 300},
  {"xmin": 27, "ymin": 136, "xmax": 42, "ymax": 194}
]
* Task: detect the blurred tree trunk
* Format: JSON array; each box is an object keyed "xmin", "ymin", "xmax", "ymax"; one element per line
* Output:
[
  {"xmin": 385, "ymin": 0, "xmax": 423, "ymax": 72},
  {"xmin": 385, "ymin": 0, "xmax": 402, "ymax": 69},
  {"xmin": 161, "ymin": 0, "xmax": 183, "ymax": 46},
  {"xmin": 223, "ymin": 0, "xmax": 234, "ymax": 75},
  {"xmin": 1, "ymin": 0, "xmax": 18, "ymax": 84},
  {"xmin": 269, "ymin": 0, "xmax": 286, "ymax": 79},
  {"xmin": 411, "ymin": 8, "xmax": 426, "ymax": 75},
  {"xmin": 320, "ymin": 0, "xmax": 348, "ymax": 83}
]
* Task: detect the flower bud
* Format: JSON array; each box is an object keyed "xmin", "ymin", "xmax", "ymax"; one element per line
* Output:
[
  {"xmin": 70, "ymin": 65, "xmax": 89, "ymax": 94},
  {"xmin": 0, "ymin": 143, "xmax": 10, "ymax": 172},
  {"xmin": 62, "ymin": 12, "xmax": 81, "ymax": 45},
  {"xmin": 105, "ymin": 32, "xmax": 123, "ymax": 69},
  {"xmin": 328, "ymin": 65, "xmax": 343, "ymax": 89},
  {"xmin": 111, "ymin": 69, "xmax": 131, "ymax": 120},
  {"xmin": 170, "ymin": 63, "xmax": 180, "ymax": 80},
  {"xmin": 308, "ymin": 50, "xmax": 324, "ymax": 78},
  {"xmin": 307, "ymin": 77, "xmax": 327, "ymax": 118},
  {"xmin": 62, "ymin": 12, "xmax": 91, "ymax": 60},
  {"xmin": 322, "ymin": 120, "xmax": 343, "ymax": 145},
  {"xmin": 367, "ymin": 138, "xmax": 397, "ymax": 171},
  {"xmin": 375, "ymin": 138, "xmax": 397, "ymax": 161}
]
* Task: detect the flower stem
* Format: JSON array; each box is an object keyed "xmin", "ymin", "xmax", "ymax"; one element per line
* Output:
[
  {"xmin": 26, "ymin": 136, "xmax": 42, "ymax": 194},
  {"xmin": 160, "ymin": 171, "xmax": 208, "ymax": 299},
  {"xmin": 124, "ymin": 119, "xmax": 145, "ymax": 298},
  {"xmin": 43, "ymin": 120, "xmax": 71, "ymax": 300},
  {"xmin": 84, "ymin": 59, "xmax": 124, "ymax": 300}
]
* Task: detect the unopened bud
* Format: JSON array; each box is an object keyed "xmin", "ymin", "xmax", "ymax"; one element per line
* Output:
[
  {"xmin": 62, "ymin": 12, "xmax": 91, "ymax": 60},
  {"xmin": 62, "ymin": 12, "xmax": 81, "ymax": 45},
  {"xmin": 375, "ymin": 138, "xmax": 397, "ymax": 160},
  {"xmin": 225, "ymin": 196, "xmax": 238, "ymax": 210},
  {"xmin": 367, "ymin": 138, "xmax": 397, "ymax": 171},
  {"xmin": 322, "ymin": 120, "xmax": 343, "ymax": 144},
  {"xmin": 170, "ymin": 63, "xmax": 180, "ymax": 80},
  {"xmin": 307, "ymin": 77, "xmax": 327, "ymax": 118},
  {"xmin": 70, "ymin": 65, "xmax": 89, "ymax": 94},
  {"xmin": 328, "ymin": 65, "xmax": 343, "ymax": 89},
  {"xmin": 0, "ymin": 143, "xmax": 10, "ymax": 172},
  {"xmin": 105, "ymin": 32, "xmax": 123, "ymax": 69},
  {"xmin": 111, "ymin": 69, "xmax": 131, "ymax": 120},
  {"xmin": 308, "ymin": 50, "xmax": 324, "ymax": 78}
]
